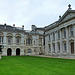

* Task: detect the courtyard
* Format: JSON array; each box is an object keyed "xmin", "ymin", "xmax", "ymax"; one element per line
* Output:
[{"xmin": 0, "ymin": 56, "xmax": 75, "ymax": 75}]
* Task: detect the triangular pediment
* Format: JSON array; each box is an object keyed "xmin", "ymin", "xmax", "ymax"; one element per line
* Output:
[{"xmin": 59, "ymin": 10, "xmax": 75, "ymax": 23}]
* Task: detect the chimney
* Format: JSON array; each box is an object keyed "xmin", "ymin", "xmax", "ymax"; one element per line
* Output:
[
  {"xmin": 32, "ymin": 25, "xmax": 36, "ymax": 31},
  {"xmin": 13, "ymin": 24, "xmax": 15, "ymax": 29},
  {"xmin": 22, "ymin": 25, "xmax": 24, "ymax": 30},
  {"xmin": 4, "ymin": 23, "xmax": 6, "ymax": 29},
  {"xmin": 13, "ymin": 24, "xmax": 15, "ymax": 27}
]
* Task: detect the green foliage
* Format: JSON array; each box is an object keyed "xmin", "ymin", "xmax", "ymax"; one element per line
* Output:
[{"xmin": 0, "ymin": 56, "xmax": 75, "ymax": 75}]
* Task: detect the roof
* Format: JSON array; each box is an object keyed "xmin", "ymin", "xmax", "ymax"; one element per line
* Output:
[{"xmin": 45, "ymin": 9, "xmax": 75, "ymax": 31}]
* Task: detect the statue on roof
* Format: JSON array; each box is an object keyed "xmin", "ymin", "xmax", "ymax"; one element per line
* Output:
[{"xmin": 68, "ymin": 4, "xmax": 72, "ymax": 10}]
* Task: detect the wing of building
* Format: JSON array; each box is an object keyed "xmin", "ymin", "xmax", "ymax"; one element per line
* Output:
[
  {"xmin": 0, "ymin": 5, "xmax": 75, "ymax": 57},
  {"xmin": 0, "ymin": 24, "xmax": 44, "ymax": 56},
  {"xmin": 45, "ymin": 5, "xmax": 75, "ymax": 57}
]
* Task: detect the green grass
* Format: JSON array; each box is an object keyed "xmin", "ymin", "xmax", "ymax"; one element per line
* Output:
[{"xmin": 0, "ymin": 56, "xmax": 75, "ymax": 75}]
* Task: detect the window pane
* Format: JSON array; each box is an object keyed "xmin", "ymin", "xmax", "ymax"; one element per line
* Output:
[
  {"xmin": 58, "ymin": 44, "xmax": 60, "ymax": 51},
  {"xmin": 49, "ymin": 34, "xmax": 50, "ymax": 41},
  {"xmin": 8, "ymin": 37, "xmax": 11, "ymax": 44},
  {"xmin": 64, "ymin": 43, "xmax": 66, "ymax": 51},
  {"xmin": 70, "ymin": 26, "xmax": 74, "ymax": 36},
  {"xmin": 17, "ymin": 37, "xmax": 19, "ymax": 44},
  {"xmin": 53, "ymin": 44, "xmax": 55, "ymax": 51},
  {"xmin": 58, "ymin": 31, "xmax": 60, "ymax": 39}
]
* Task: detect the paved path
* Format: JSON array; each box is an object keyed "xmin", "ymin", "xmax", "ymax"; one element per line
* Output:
[{"xmin": 32, "ymin": 55, "xmax": 75, "ymax": 59}]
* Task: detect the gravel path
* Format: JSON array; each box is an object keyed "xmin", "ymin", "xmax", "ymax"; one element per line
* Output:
[{"xmin": 32, "ymin": 55, "xmax": 75, "ymax": 59}]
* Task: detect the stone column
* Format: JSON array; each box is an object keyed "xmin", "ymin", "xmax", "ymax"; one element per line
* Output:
[
  {"xmin": 60, "ymin": 29, "xmax": 63, "ymax": 54},
  {"xmin": 74, "ymin": 25, "xmax": 75, "ymax": 54},
  {"xmin": 36, "ymin": 35, "xmax": 39, "ymax": 46},
  {"xmin": 3, "ymin": 32, "xmax": 7, "ymax": 45},
  {"xmin": 21, "ymin": 34, "xmax": 24, "ymax": 45},
  {"xmin": 13, "ymin": 33, "xmax": 16, "ymax": 45},
  {"xmin": 51, "ymin": 33, "xmax": 53, "ymax": 54},
  {"xmin": 66, "ymin": 27, "xmax": 69, "ymax": 54},
  {"xmin": 12, "ymin": 48, "xmax": 16, "ymax": 56},
  {"xmin": 55, "ymin": 31, "xmax": 57, "ymax": 53}
]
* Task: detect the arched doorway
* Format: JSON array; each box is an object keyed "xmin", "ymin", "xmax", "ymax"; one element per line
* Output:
[
  {"xmin": 71, "ymin": 42, "xmax": 74, "ymax": 54},
  {"xmin": 16, "ymin": 48, "xmax": 20, "ymax": 55},
  {"xmin": 7, "ymin": 48, "xmax": 12, "ymax": 56}
]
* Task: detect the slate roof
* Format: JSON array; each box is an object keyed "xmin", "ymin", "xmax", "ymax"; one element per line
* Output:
[{"xmin": 0, "ymin": 24, "xmax": 24, "ymax": 32}]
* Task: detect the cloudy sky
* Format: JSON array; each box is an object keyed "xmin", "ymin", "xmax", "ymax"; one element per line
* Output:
[{"xmin": 0, "ymin": 0, "xmax": 75, "ymax": 30}]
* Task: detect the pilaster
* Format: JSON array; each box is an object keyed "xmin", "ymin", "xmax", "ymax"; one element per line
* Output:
[
  {"xmin": 66, "ymin": 27, "xmax": 69, "ymax": 54},
  {"xmin": 74, "ymin": 25, "xmax": 75, "ymax": 54},
  {"xmin": 51, "ymin": 33, "xmax": 53, "ymax": 54},
  {"xmin": 13, "ymin": 33, "xmax": 16, "ymax": 45},
  {"xmin": 60, "ymin": 29, "xmax": 63, "ymax": 54},
  {"xmin": 55, "ymin": 31, "xmax": 57, "ymax": 53},
  {"xmin": 3, "ymin": 32, "xmax": 7, "ymax": 45}
]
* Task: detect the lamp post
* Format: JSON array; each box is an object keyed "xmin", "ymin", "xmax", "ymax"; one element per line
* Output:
[{"xmin": 0, "ymin": 45, "xmax": 4, "ymax": 59}]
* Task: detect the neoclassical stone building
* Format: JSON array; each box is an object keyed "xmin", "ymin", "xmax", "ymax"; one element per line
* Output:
[
  {"xmin": 0, "ymin": 5, "xmax": 75, "ymax": 57},
  {"xmin": 45, "ymin": 5, "xmax": 75, "ymax": 57},
  {"xmin": 0, "ymin": 24, "xmax": 44, "ymax": 56}
]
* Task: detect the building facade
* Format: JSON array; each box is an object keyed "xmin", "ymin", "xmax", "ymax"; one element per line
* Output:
[
  {"xmin": 0, "ymin": 24, "xmax": 44, "ymax": 56},
  {"xmin": 45, "ymin": 5, "xmax": 75, "ymax": 57},
  {"xmin": 0, "ymin": 5, "xmax": 75, "ymax": 57}
]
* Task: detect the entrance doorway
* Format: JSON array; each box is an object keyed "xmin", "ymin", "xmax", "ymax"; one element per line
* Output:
[
  {"xmin": 71, "ymin": 42, "xmax": 74, "ymax": 54},
  {"xmin": 16, "ymin": 48, "xmax": 20, "ymax": 55},
  {"xmin": 7, "ymin": 48, "xmax": 12, "ymax": 56}
]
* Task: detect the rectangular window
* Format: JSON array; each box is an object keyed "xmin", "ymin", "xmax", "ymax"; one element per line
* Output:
[
  {"xmin": 64, "ymin": 43, "xmax": 66, "ymax": 51},
  {"xmin": 64, "ymin": 28, "xmax": 66, "ymax": 38},
  {"xmin": 58, "ymin": 31, "xmax": 60, "ymax": 39},
  {"xmin": 49, "ymin": 44, "xmax": 51, "ymax": 52},
  {"xmin": 8, "ymin": 37, "xmax": 11, "ymax": 44},
  {"xmin": 70, "ymin": 26, "xmax": 74, "ymax": 36},
  {"xmin": 53, "ymin": 33, "xmax": 55, "ymax": 40},
  {"xmin": 49, "ymin": 34, "xmax": 50, "ymax": 41},
  {"xmin": 17, "ymin": 37, "xmax": 19, "ymax": 44},
  {"xmin": 58, "ymin": 43, "xmax": 60, "ymax": 51},
  {"xmin": 53, "ymin": 44, "xmax": 55, "ymax": 52}
]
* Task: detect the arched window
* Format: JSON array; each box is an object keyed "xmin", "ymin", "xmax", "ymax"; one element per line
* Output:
[
  {"xmin": 26, "ymin": 36, "xmax": 32, "ymax": 45},
  {"xmin": 16, "ymin": 34, "xmax": 21, "ymax": 45},
  {"xmin": 8, "ymin": 37, "xmax": 12, "ymax": 44},
  {"xmin": 7, "ymin": 33, "xmax": 12, "ymax": 45},
  {"xmin": 17, "ymin": 37, "xmax": 19, "ymax": 44}
]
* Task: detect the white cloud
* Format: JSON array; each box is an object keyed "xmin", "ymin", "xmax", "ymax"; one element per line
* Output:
[{"xmin": 0, "ymin": 0, "xmax": 75, "ymax": 30}]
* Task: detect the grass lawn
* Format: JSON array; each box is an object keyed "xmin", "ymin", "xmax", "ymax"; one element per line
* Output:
[{"xmin": 0, "ymin": 56, "xmax": 75, "ymax": 75}]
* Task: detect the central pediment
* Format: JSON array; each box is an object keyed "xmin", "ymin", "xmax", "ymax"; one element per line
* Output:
[{"xmin": 59, "ymin": 10, "xmax": 75, "ymax": 23}]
